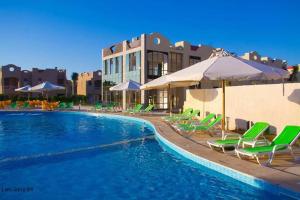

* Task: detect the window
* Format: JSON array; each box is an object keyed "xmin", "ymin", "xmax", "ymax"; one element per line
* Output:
[
  {"xmin": 88, "ymin": 80, "xmax": 92, "ymax": 86},
  {"xmin": 147, "ymin": 51, "xmax": 168, "ymax": 79},
  {"xmin": 169, "ymin": 52, "xmax": 183, "ymax": 73},
  {"xmin": 129, "ymin": 53, "xmax": 136, "ymax": 71},
  {"xmin": 189, "ymin": 56, "xmax": 201, "ymax": 66},
  {"xmin": 115, "ymin": 57, "xmax": 120, "ymax": 73},
  {"xmin": 104, "ymin": 60, "xmax": 108, "ymax": 75},
  {"xmin": 110, "ymin": 58, "xmax": 113, "ymax": 74}
]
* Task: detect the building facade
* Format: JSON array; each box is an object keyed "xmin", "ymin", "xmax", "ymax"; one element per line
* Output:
[
  {"xmin": 101, "ymin": 32, "xmax": 215, "ymax": 110},
  {"xmin": 0, "ymin": 64, "xmax": 71, "ymax": 97},
  {"xmin": 241, "ymin": 51, "xmax": 287, "ymax": 69},
  {"xmin": 77, "ymin": 70, "xmax": 102, "ymax": 104}
]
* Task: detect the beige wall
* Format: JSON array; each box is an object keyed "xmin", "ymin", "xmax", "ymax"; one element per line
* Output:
[
  {"xmin": 77, "ymin": 71, "xmax": 102, "ymax": 103},
  {"xmin": 184, "ymin": 83, "xmax": 300, "ymax": 134},
  {"xmin": 77, "ymin": 72, "xmax": 92, "ymax": 96}
]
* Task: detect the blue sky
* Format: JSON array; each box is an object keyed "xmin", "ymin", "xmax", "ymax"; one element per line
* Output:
[{"xmin": 0, "ymin": 0, "xmax": 299, "ymax": 78}]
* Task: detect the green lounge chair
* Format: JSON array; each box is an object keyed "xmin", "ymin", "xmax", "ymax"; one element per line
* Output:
[
  {"xmin": 105, "ymin": 102, "xmax": 115, "ymax": 111},
  {"xmin": 58, "ymin": 102, "xmax": 66, "ymax": 109},
  {"xmin": 23, "ymin": 101, "xmax": 30, "ymax": 109},
  {"xmin": 129, "ymin": 104, "xmax": 143, "ymax": 114},
  {"xmin": 235, "ymin": 125, "xmax": 300, "ymax": 165},
  {"xmin": 66, "ymin": 102, "xmax": 73, "ymax": 109},
  {"xmin": 207, "ymin": 122, "xmax": 269, "ymax": 152},
  {"xmin": 164, "ymin": 108, "xmax": 193, "ymax": 122},
  {"xmin": 142, "ymin": 104, "xmax": 154, "ymax": 112},
  {"xmin": 94, "ymin": 102, "xmax": 102, "ymax": 111},
  {"xmin": 177, "ymin": 115, "xmax": 222, "ymax": 132},
  {"xmin": 175, "ymin": 109, "xmax": 200, "ymax": 122},
  {"xmin": 10, "ymin": 102, "xmax": 17, "ymax": 109},
  {"xmin": 177, "ymin": 113, "xmax": 216, "ymax": 128}
]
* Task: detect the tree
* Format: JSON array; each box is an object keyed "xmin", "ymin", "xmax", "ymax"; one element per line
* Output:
[{"xmin": 71, "ymin": 72, "xmax": 79, "ymax": 96}]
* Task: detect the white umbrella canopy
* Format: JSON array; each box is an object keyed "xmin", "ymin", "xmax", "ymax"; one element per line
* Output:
[
  {"xmin": 140, "ymin": 75, "xmax": 199, "ymax": 90},
  {"xmin": 15, "ymin": 85, "xmax": 32, "ymax": 92},
  {"xmin": 109, "ymin": 80, "xmax": 141, "ymax": 110},
  {"xmin": 141, "ymin": 50, "xmax": 289, "ymax": 90},
  {"xmin": 31, "ymin": 81, "xmax": 65, "ymax": 100},
  {"xmin": 140, "ymin": 49, "xmax": 290, "ymax": 136},
  {"xmin": 169, "ymin": 51, "xmax": 289, "ymax": 83},
  {"xmin": 109, "ymin": 80, "xmax": 141, "ymax": 91},
  {"xmin": 31, "ymin": 81, "xmax": 65, "ymax": 92}
]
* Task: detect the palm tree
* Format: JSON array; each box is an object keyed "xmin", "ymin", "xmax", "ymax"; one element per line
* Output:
[{"xmin": 71, "ymin": 72, "xmax": 79, "ymax": 96}]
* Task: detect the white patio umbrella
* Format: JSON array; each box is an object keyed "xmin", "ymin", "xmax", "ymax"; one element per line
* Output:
[
  {"xmin": 31, "ymin": 81, "xmax": 65, "ymax": 100},
  {"xmin": 141, "ymin": 49, "xmax": 290, "ymax": 137},
  {"xmin": 109, "ymin": 80, "xmax": 141, "ymax": 91},
  {"xmin": 15, "ymin": 85, "xmax": 33, "ymax": 100},
  {"xmin": 109, "ymin": 80, "xmax": 141, "ymax": 109},
  {"xmin": 15, "ymin": 85, "xmax": 32, "ymax": 92}
]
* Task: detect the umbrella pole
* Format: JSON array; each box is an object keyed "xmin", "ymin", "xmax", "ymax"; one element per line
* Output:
[
  {"xmin": 221, "ymin": 80, "xmax": 226, "ymax": 139},
  {"xmin": 168, "ymin": 84, "xmax": 171, "ymax": 116}
]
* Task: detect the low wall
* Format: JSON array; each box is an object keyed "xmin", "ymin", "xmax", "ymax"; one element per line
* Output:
[{"xmin": 184, "ymin": 83, "xmax": 300, "ymax": 133}]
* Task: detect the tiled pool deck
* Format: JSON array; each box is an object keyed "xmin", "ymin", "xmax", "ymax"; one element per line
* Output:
[{"xmin": 113, "ymin": 113, "xmax": 300, "ymax": 198}]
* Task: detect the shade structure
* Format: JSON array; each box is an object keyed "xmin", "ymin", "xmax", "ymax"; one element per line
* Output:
[
  {"xmin": 31, "ymin": 81, "xmax": 65, "ymax": 100},
  {"xmin": 31, "ymin": 81, "xmax": 65, "ymax": 92},
  {"xmin": 141, "ymin": 50, "xmax": 290, "ymax": 137},
  {"xmin": 141, "ymin": 51, "xmax": 289, "ymax": 89},
  {"xmin": 109, "ymin": 80, "xmax": 141, "ymax": 91},
  {"xmin": 15, "ymin": 85, "xmax": 32, "ymax": 92},
  {"xmin": 109, "ymin": 80, "xmax": 141, "ymax": 109},
  {"xmin": 15, "ymin": 85, "xmax": 33, "ymax": 100}
]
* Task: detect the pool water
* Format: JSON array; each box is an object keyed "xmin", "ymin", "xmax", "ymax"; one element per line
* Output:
[{"xmin": 0, "ymin": 111, "xmax": 280, "ymax": 199}]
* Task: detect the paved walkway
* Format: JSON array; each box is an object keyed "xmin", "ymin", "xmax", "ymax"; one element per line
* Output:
[{"xmin": 119, "ymin": 114, "xmax": 300, "ymax": 194}]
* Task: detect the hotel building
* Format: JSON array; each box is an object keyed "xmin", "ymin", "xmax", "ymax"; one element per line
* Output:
[
  {"xmin": 241, "ymin": 51, "xmax": 287, "ymax": 69},
  {"xmin": 0, "ymin": 64, "xmax": 71, "ymax": 97},
  {"xmin": 101, "ymin": 32, "xmax": 215, "ymax": 110},
  {"xmin": 77, "ymin": 70, "xmax": 102, "ymax": 104}
]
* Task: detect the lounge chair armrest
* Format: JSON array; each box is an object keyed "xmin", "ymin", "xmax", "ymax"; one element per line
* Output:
[
  {"xmin": 272, "ymin": 144, "xmax": 289, "ymax": 153},
  {"xmin": 253, "ymin": 140, "xmax": 270, "ymax": 147},
  {"xmin": 224, "ymin": 133, "xmax": 241, "ymax": 140}
]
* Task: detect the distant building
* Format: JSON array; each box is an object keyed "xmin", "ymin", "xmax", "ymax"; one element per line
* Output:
[
  {"xmin": 241, "ymin": 51, "xmax": 287, "ymax": 69},
  {"xmin": 77, "ymin": 70, "xmax": 102, "ymax": 104},
  {"xmin": 287, "ymin": 65, "xmax": 300, "ymax": 82},
  {"xmin": 0, "ymin": 64, "xmax": 71, "ymax": 97},
  {"xmin": 102, "ymin": 32, "xmax": 215, "ymax": 110}
]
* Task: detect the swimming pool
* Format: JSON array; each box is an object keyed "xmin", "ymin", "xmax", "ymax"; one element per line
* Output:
[{"xmin": 0, "ymin": 111, "xmax": 283, "ymax": 199}]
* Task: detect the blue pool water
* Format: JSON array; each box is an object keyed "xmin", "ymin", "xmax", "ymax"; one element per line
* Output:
[{"xmin": 0, "ymin": 111, "xmax": 281, "ymax": 199}]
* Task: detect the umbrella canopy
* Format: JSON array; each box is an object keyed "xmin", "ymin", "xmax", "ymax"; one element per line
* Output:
[
  {"xmin": 31, "ymin": 81, "xmax": 65, "ymax": 92},
  {"xmin": 140, "ymin": 75, "xmax": 199, "ymax": 90},
  {"xmin": 140, "ymin": 49, "xmax": 290, "ymax": 137},
  {"xmin": 15, "ymin": 85, "xmax": 32, "ymax": 92},
  {"xmin": 141, "ymin": 50, "xmax": 289, "ymax": 90},
  {"xmin": 109, "ymin": 80, "xmax": 141, "ymax": 91}
]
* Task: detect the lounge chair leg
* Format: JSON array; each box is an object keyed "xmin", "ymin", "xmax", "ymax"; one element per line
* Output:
[
  {"xmin": 255, "ymin": 155, "xmax": 262, "ymax": 165},
  {"xmin": 267, "ymin": 153, "xmax": 274, "ymax": 165},
  {"xmin": 236, "ymin": 151, "xmax": 241, "ymax": 159},
  {"xmin": 222, "ymin": 147, "xmax": 226, "ymax": 153},
  {"xmin": 289, "ymin": 146, "xmax": 296, "ymax": 160}
]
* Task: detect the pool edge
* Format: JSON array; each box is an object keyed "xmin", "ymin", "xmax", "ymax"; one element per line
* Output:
[{"xmin": 115, "ymin": 114, "xmax": 300, "ymax": 199}]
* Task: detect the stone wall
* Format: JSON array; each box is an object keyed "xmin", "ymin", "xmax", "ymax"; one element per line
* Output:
[{"xmin": 184, "ymin": 83, "xmax": 300, "ymax": 134}]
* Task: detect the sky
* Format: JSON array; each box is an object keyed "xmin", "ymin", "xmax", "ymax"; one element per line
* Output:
[{"xmin": 0, "ymin": 0, "xmax": 299, "ymax": 79}]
